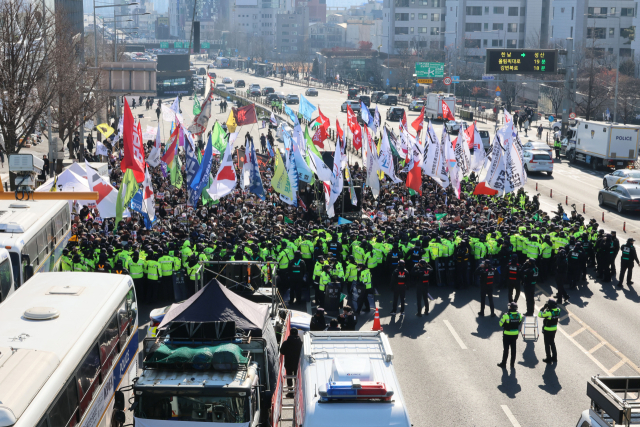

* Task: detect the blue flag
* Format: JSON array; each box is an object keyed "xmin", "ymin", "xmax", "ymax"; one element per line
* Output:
[
  {"xmin": 130, "ymin": 189, "xmax": 157, "ymax": 229},
  {"xmin": 360, "ymin": 101, "xmax": 374, "ymax": 128},
  {"xmin": 338, "ymin": 217, "xmax": 353, "ymax": 225},
  {"xmin": 247, "ymin": 140, "xmax": 266, "ymax": 200},
  {"xmin": 284, "ymin": 104, "xmax": 299, "ymax": 126},
  {"xmin": 185, "ymin": 140, "xmax": 200, "ymax": 207},
  {"xmin": 190, "ymin": 134, "xmax": 214, "ymax": 202},
  {"xmin": 299, "ymin": 95, "xmax": 317, "ymax": 121},
  {"xmin": 266, "ymin": 139, "xmax": 275, "ymax": 157}
]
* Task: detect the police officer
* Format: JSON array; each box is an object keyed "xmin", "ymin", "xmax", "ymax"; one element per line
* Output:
[
  {"xmin": 521, "ymin": 258, "xmax": 539, "ymax": 316},
  {"xmin": 355, "ymin": 263, "xmax": 372, "ymax": 314},
  {"xmin": 475, "ymin": 258, "xmax": 496, "ymax": 317},
  {"xmin": 412, "ymin": 259, "xmax": 432, "ymax": 316},
  {"xmin": 113, "ymin": 260, "xmax": 129, "ymax": 275},
  {"xmin": 619, "ymin": 238, "xmax": 640, "ymax": 288},
  {"xmin": 506, "ymin": 255, "xmax": 521, "ymax": 303},
  {"xmin": 390, "ymin": 259, "xmax": 409, "ymax": 315},
  {"xmin": 61, "ymin": 249, "xmax": 73, "ymax": 271},
  {"xmin": 316, "ymin": 264, "xmax": 331, "ymax": 308},
  {"xmin": 95, "ymin": 253, "xmax": 111, "ymax": 273},
  {"xmin": 454, "ymin": 240, "xmax": 470, "ymax": 289},
  {"xmin": 498, "ymin": 302, "xmax": 523, "ymax": 369},
  {"xmin": 127, "ymin": 251, "xmax": 146, "ymax": 300},
  {"xmin": 289, "ymin": 251, "xmax": 307, "ymax": 305},
  {"xmin": 158, "ymin": 249, "xmax": 175, "ymax": 300},
  {"xmin": 538, "ymin": 298, "xmax": 561, "ymax": 364},
  {"xmin": 555, "ymin": 248, "xmax": 569, "ymax": 304},
  {"xmin": 145, "ymin": 253, "xmax": 162, "ymax": 302}
]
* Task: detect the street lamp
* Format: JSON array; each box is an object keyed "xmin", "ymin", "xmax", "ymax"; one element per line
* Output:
[
  {"xmin": 114, "ymin": 12, "xmax": 149, "ymax": 60},
  {"xmin": 93, "ymin": 2, "xmax": 138, "ymax": 67}
]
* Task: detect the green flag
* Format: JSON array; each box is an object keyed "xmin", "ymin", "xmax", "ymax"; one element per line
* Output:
[
  {"xmin": 202, "ymin": 174, "xmax": 215, "ymax": 205},
  {"xmin": 193, "ymin": 91, "xmax": 201, "ymax": 115},
  {"xmin": 304, "ymin": 152, "xmax": 315, "ymax": 186},
  {"xmin": 284, "ymin": 216, "xmax": 294, "ymax": 224},
  {"xmin": 170, "ymin": 153, "xmax": 183, "ymax": 187},
  {"xmin": 304, "ymin": 124, "xmax": 322, "ymax": 158},
  {"xmin": 115, "ymin": 169, "xmax": 140, "ymax": 230},
  {"xmin": 211, "ymin": 122, "xmax": 227, "ymax": 156},
  {"xmin": 271, "ymin": 149, "xmax": 293, "ymax": 199},
  {"xmin": 435, "ymin": 213, "xmax": 447, "ymax": 221}
]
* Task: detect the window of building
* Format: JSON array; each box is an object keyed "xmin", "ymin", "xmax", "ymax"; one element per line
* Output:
[
  {"xmin": 418, "ymin": 13, "xmax": 428, "ymax": 19},
  {"xmin": 282, "ymin": 31, "xmax": 289, "ymax": 35},
  {"xmin": 493, "ymin": 23, "xmax": 503, "ymax": 30},
  {"xmin": 483, "ymin": 39, "xmax": 488, "ymax": 46},
  {"xmin": 465, "ymin": 39, "xmax": 481, "ymax": 48},
  {"xmin": 586, "ymin": 27, "xmax": 606, "ymax": 39},
  {"xmin": 561, "ymin": 7, "xmax": 565, "ymax": 13},
  {"xmin": 484, "ymin": 23, "xmax": 488, "ymax": 30},
  {"xmin": 493, "ymin": 6, "xmax": 504, "ymax": 14},
  {"xmin": 465, "ymin": 23, "xmax": 481, "ymax": 32},
  {"xmin": 419, "ymin": 27, "xmax": 427, "ymax": 33},
  {"xmin": 466, "ymin": 6, "xmax": 482, "ymax": 15},
  {"xmin": 507, "ymin": 23, "xmax": 517, "ymax": 32},
  {"xmin": 492, "ymin": 39, "xmax": 503, "ymax": 47},
  {"xmin": 570, "ymin": 26, "xmax": 573, "ymax": 37},
  {"xmin": 431, "ymin": 13, "xmax": 440, "ymax": 21},
  {"xmin": 419, "ymin": 0, "xmax": 428, "ymax": 4},
  {"xmin": 620, "ymin": 48, "xmax": 632, "ymax": 57},
  {"xmin": 621, "ymin": 27, "xmax": 635, "ymax": 39},
  {"xmin": 395, "ymin": 13, "xmax": 409, "ymax": 21},
  {"xmin": 395, "ymin": 27, "xmax": 409, "ymax": 34},
  {"xmin": 430, "ymin": 27, "xmax": 439, "ymax": 35},
  {"xmin": 571, "ymin": 7, "xmax": 574, "ymax": 19},
  {"xmin": 520, "ymin": 7, "xmax": 526, "ymax": 16},
  {"xmin": 518, "ymin": 39, "xmax": 524, "ymax": 48},
  {"xmin": 550, "ymin": 26, "xmax": 553, "ymax": 37},
  {"xmin": 484, "ymin": 7, "xmax": 489, "ymax": 14},
  {"xmin": 432, "ymin": 0, "xmax": 440, "ymax": 6},
  {"xmin": 506, "ymin": 39, "xmax": 517, "ymax": 48},
  {"xmin": 410, "ymin": 27, "xmax": 414, "ymax": 33},
  {"xmin": 587, "ymin": 7, "xmax": 607, "ymax": 18},
  {"xmin": 282, "ymin": 38, "xmax": 289, "ymax": 42},
  {"xmin": 292, "ymin": 31, "xmax": 297, "ymax": 35},
  {"xmin": 609, "ymin": 28, "xmax": 615, "ymax": 37},
  {"xmin": 411, "ymin": 13, "xmax": 415, "ymax": 19},
  {"xmin": 621, "ymin": 8, "xmax": 634, "ymax": 16},
  {"xmin": 394, "ymin": 0, "xmax": 409, "ymax": 7},
  {"xmin": 610, "ymin": 7, "xmax": 616, "ymax": 14},
  {"xmin": 430, "ymin": 40, "xmax": 440, "ymax": 49},
  {"xmin": 394, "ymin": 41, "xmax": 409, "ymax": 48},
  {"xmin": 508, "ymin": 7, "xmax": 518, "ymax": 16}
]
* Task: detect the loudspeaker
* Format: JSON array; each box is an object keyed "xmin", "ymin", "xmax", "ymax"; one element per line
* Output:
[{"xmin": 193, "ymin": 21, "xmax": 201, "ymax": 53}]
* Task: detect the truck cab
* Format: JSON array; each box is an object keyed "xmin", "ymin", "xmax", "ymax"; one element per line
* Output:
[{"xmin": 294, "ymin": 331, "xmax": 411, "ymax": 427}]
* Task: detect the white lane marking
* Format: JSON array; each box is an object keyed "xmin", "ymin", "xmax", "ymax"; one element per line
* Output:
[
  {"xmin": 570, "ymin": 326, "xmax": 586, "ymax": 338},
  {"xmin": 610, "ymin": 360, "xmax": 627, "ymax": 373},
  {"xmin": 501, "ymin": 405, "xmax": 522, "ymax": 427},
  {"xmin": 588, "ymin": 342, "xmax": 605, "ymax": 354},
  {"xmin": 443, "ymin": 320, "xmax": 467, "ymax": 350}
]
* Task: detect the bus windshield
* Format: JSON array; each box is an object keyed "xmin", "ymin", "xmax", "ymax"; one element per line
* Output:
[
  {"xmin": 9, "ymin": 252, "xmax": 19, "ymax": 289},
  {"xmin": 0, "ymin": 256, "xmax": 12, "ymax": 301},
  {"xmin": 136, "ymin": 390, "xmax": 249, "ymax": 423}
]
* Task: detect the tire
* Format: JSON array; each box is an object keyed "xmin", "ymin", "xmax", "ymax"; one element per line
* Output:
[
  {"xmin": 592, "ymin": 158, "xmax": 599, "ymax": 170},
  {"xmin": 603, "ymin": 178, "xmax": 608, "ymax": 188},
  {"xmin": 569, "ymin": 151, "xmax": 576, "ymax": 164},
  {"xmin": 618, "ymin": 201, "xmax": 624, "ymax": 213},
  {"xmin": 547, "ymin": 171, "xmax": 553, "ymax": 176},
  {"xmin": 599, "ymin": 194, "xmax": 604, "ymax": 206}
]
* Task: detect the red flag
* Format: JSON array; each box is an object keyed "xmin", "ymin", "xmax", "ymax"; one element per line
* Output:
[
  {"xmin": 346, "ymin": 105, "xmax": 362, "ymax": 150},
  {"xmin": 312, "ymin": 126, "xmax": 327, "ymax": 149},
  {"xmin": 315, "ymin": 108, "xmax": 330, "ymax": 130},
  {"xmin": 473, "ymin": 182, "xmax": 499, "ymax": 196},
  {"xmin": 411, "ymin": 106, "xmax": 425, "ymax": 134},
  {"xmin": 442, "ymin": 100, "xmax": 455, "ymax": 121},
  {"xmin": 336, "ymin": 118, "xmax": 344, "ymax": 140},
  {"xmin": 405, "ymin": 161, "xmax": 422, "ymax": 195},
  {"xmin": 464, "ymin": 121, "xmax": 476, "ymax": 149},
  {"xmin": 400, "ymin": 110, "xmax": 408, "ymax": 134},
  {"xmin": 121, "ymin": 98, "xmax": 145, "ymax": 183},
  {"xmin": 161, "ymin": 125, "xmax": 180, "ymax": 164},
  {"xmin": 234, "ymin": 104, "xmax": 257, "ymax": 126}
]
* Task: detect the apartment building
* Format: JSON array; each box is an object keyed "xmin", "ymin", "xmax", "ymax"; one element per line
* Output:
[{"xmin": 381, "ymin": 0, "xmax": 446, "ymax": 54}]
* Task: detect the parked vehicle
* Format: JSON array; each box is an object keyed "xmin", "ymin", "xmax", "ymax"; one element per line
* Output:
[
  {"xmin": 425, "ymin": 93, "xmax": 456, "ymax": 120},
  {"xmin": 305, "ymin": 88, "xmax": 319, "ymax": 96},
  {"xmin": 286, "ymin": 94, "xmax": 300, "ymax": 104},
  {"xmin": 522, "ymin": 140, "xmax": 553, "ymax": 158},
  {"xmin": 577, "ymin": 375, "xmax": 640, "ymax": 426},
  {"xmin": 444, "ymin": 120, "xmax": 464, "ymax": 134},
  {"xmin": 386, "ymin": 107, "xmax": 405, "ymax": 121},
  {"xmin": 523, "ymin": 149, "xmax": 554, "ymax": 175},
  {"xmin": 479, "ymin": 130, "xmax": 490, "ymax": 150},
  {"xmin": 598, "ymin": 184, "xmax": 640, "ymax": 213},
  {"xmin": 566, "ymin": 120, "xmax": 640, "ymax": 169}
]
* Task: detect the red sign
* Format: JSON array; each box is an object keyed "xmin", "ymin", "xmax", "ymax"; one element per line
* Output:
[
  {"xmin": 443, "ymin": 77, "xmax": 452, "ymax": 86},
  {"xmin": 569, "ymin": 112, "xmax": 576, "ymax": 119}
]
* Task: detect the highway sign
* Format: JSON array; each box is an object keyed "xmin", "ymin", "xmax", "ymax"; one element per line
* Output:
[
  {"xmin": 174, "ymin": 42, "xmax": 183, "ymax": 48},
  {"xmin": 485, "ymin": 49, "xmax": 558, "ymax": 74},
  {"xmin": 201, "ymin": 42, "xmax": 210, "ymax": 48},
  {"xmin": 548, "ymin": 115, "xmax": 555, "ymax": 122},
  {"xmin": 417, "ymin": 79, "xmax": 433, "ymax": 84},
  {"xmin": 569, "ymin": 112, "xmax": 576, "ymax": 119},
  {"xmin": 386, "ymin": 78, "xmax": 390, "ymax": 86},
  {"xmin": 416, "ymin": 62, "xmax": 444, "ymax": 78},
  {"xmin": 495, "ymin": 91, "xmax": 501, "ymax": 97},
  {"xmin": 495, "ymin": 86, "xmax": 501, "ymax": 92},
  {"xmin": 452, "ymin": 76, "xmax": 460, "ymax": 83},
  {"xmin": 159, "ymin": 42, "xmax": 169, "ymax": 48},
  {"xmin": 482, "ymin": 75, "xmax": 495, "ymax": 81},
  {"xmin": 443, "ymin": 77, "xmax": 452, "ymax": 86}
]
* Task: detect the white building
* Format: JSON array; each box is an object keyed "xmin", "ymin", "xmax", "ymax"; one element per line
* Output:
[
  {"xmin": 346, "ymin": 19, "xmax": 383, "ymax": 49},
  {"xmin": 229, "ymin": 0, "xmax": 280, "ymax": 47},
  {"xmin": 381, "ymin": 0, "xmax": 446, "ymax": 54}
]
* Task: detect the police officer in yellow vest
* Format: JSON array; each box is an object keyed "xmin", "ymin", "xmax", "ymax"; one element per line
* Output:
[
  {"xmin": 185, "ymin": 254, "xmax": 202, "ymax": 298},
  {"xmin": 61, "ymin": 249, "xmax": 73, "ymax": 271},
  {"xmin": 127, "ymin": 251, "xmax": 146, "ymax": 301},
  {"xmin": 145, "ymin": 254, "xmax": 162, "ymax": 303},
  {"xmin": 317, "ymin": 264, "xmax": 331, "ymax": 308},
  {"xmin": 113, "ymin": 260, "xmax": 129, "ymax": 275},
  {"xmin": 73, "ymin": 254, "xmax": 88, "ymax": 272},
  {"xmin": 158, "ymin": 249, "xmax": 175, "ymax": 301},
  {"xmin": 498, "ymin": 302, "xmax": 523, "ymax": 368},
  {"xmin": 355, "ymin": 263, "xmax": 372, "ymax": 314},
  {"xmin": 344, "ymin": 255, "xmax": 358, "ymax": 288},
  {"xmin": 538, "ymin": 298, "xmax": 561, "ymax": 364}
]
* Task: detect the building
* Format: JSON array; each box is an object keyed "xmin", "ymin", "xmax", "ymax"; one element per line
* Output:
[
  {"xmin": 309, "ymin": 22, "xmax": 347, "ymax": 49},
  {"xmin": 308, "ymin": 0, "xmax": 326, "ymax": 22},
  {"xmin": 276, "ymin": 3, "xmax": 310, "ymax": 56},
  {"xmin": 49, "ymin": 0, "xmax": 84, "ymax": 38},
  {"xmin": 381, "ymin": 0, "xmax": 446, "ymax": 54},
  {"xmin": 156, "ymin": 16, "xmax": 170, "ymax": 39},
  {"xmin": 345, "ymin": 19, "xmax": 383, "ymax": 49},
  {"xmin": 169, "ymin": 0, "xmax": 217, "ymax": 39},
  {"xmin": 228, "ymin": 0, "xmax": 279, "ymax": 51}
]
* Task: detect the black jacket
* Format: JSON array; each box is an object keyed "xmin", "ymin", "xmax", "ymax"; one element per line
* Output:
[
  {"xmin": 309, "ymin": 314, "xmax": 327, "ymax": 331},
  {"xmin": 390, "ymin": 268, "xmax": 409, "ymax": 287},
  {"xmin": 338, "ymin": 312, "xmax": 357, "ymax": 331},
  {"xmin": 620, "ymin": 244, "xmax": 639, "ymax": 265},
  {"xmin": 279, "ymin": 335, "xmax": 303, "ymax": 370}
]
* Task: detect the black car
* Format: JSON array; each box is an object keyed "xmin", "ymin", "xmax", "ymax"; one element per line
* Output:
[
  {"xmin": 262, "ymin": 87, "xmax": 275, "ymax": 96},
  {"xmin": 380, "ymin": 94, "xmax": 398, "ymax": 105},
  {"xmin": 305, "ymin": 88, "xmax": 318, "ymax": 96},
  {"xmin": 247, "ymin": 88, "xmax": 261, "ymax": 96},
  {"xmin": 386, "ymin": 107, "xmax": 405, "ymax": 121},
  {"xmin": 371, "ymin": 91, "xmax": 385, "ymax": 103},
  {"xmin": 598, "ymin": 184, "xmax": 640, "ymax": 213},
  {"xmin": 359, "ymin": 95, "xmax": 371, "ymax": 107},
  {"xmin": 347, "ymin": 88, "xmax": 358, "ymax": 99},
  {"xmin": 234, "ymin": 79, "xmax": 245, "ymax": 88},
  {"xmin": 286, "ymin": 94, "xmax": 299, "ymax": 104}
]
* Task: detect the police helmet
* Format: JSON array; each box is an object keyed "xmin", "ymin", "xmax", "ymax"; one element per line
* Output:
[
  {"xmin": 398, "ymin": 259, "xmax": 405, "ymax": 266},
  {"xmin": 508, "ymin": 302, "xmax": 518, "ymax": 311},
  {"xmin": 547, "ymin": 298, "xmax": 557, "ymax": 308}
]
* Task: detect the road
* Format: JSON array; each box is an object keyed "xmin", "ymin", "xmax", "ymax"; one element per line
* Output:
[{"xmin": 134, "ymin": 62, "xmax": 640, "ymax": 427}]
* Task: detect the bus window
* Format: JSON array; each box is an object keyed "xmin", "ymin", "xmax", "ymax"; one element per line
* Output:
[
  {"xmin": 0, "ymin": 257, "xmax": 13, "ymax": 301},
  {"xmin": 117, "ymin": 300, "xmax": 130, "ymax": 349},
  {"xmin": 48, "ymin": 379, "xmax": 79, "ymax": 427},
  {"xmin": 99, "ymin": 315, "xmax": 119, "ymax": 374},
  {"xmin": 77, "ymin": 344, "xmax": 101, "ymax": 415},
  {"xmin": 9, "ymin": 252, "xmax": 20, "ymax": 287}
]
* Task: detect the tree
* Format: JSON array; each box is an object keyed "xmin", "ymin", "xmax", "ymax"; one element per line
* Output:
[
  {"xmin": 576, "ymin": 51, "xmax": 612, "ymax": 120},
  {"xmin": 358, "ymin": 41, "xmax": 373, "ymax": 50},
  {"xmin": 620, "ymin": 59, "xmax": 636, "ymax": 76},
  {"xmin": 312, "ymin": 58, "xmax": 320, "ymax": 77},
  {"xmin": 616, "ymin": 75, "xmax": 640, "ymax": 124},
  {"xmin": 0, "ymin": 0, "xmax": 61, "ymax": 154}
]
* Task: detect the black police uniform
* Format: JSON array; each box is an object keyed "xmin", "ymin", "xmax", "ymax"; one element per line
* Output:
[{"xmin": 411, "ymin": 262, "xmax": 432, "ymax": 315}]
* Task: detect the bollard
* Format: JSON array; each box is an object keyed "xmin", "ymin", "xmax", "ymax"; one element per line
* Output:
[
  {"xmin": 583, "ymin": 203, "xmax": 585, "ymax": 213},
  {"xmin": 624, "ymin": 222, "xmax": 626, "ymax": 232},
  {"xmin": 536, "ymin": 182, "xmax": 538, "ymax": 191},
  {"xmin": 602, "ymin": 212, "xmax": 605, "ymax": 223},
  {"xmin": 566, "ymin": 195, "xmax": 568, "ymax": 205},
  {"xmin": 550, "ymin": 189, "xmax": 553, "ymax": 198}
]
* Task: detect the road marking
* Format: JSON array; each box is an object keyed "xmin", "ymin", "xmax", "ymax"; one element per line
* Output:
[
  {"xmin": 570, "ymin": 326, "xmax": 586, "ymax": 337},
  {"xmin": 610, "ymin": 360, "xmax": 627, "ymax": 374},
  {"xmin": 588, "ymin": 342, "xmax": 605, "ymax": 354},
  {"xmin": 501, "ymin": 405, "xmax": 522, "ymax": 427},
  {"xmin": 443, "ymin": 320, "xmax": 467, "ymax": 349}
]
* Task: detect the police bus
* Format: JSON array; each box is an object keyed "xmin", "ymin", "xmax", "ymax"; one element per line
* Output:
[
  {"xmin": 0, "ymin": 272, "xmax": 139, "ymax": 427},
  {"xmin": 0, "ymin": 201, "xmax": 72, "ymax": 287}
]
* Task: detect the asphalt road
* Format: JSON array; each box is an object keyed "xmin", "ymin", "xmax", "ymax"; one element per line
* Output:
[{"xmin": 132, "ymin": 61, "xmax": 640, "ymax": 427}]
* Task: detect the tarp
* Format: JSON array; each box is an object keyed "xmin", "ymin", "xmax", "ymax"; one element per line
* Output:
[{"xmin": 158, "ymin": 279, "xmax": 279, "ymax": 392}]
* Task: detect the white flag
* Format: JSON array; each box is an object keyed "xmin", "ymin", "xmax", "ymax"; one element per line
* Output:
[
  {"xmin": 85, "ymin": 161, "xmax": 118, "ymax": 217},
  {"xmin": 142, "ymin": 166, "xmax": 156, "ymax": 221},
  {"xmin": 328, "ymin": 134, "xmax": 344, "ymax": 212},
  {"xmin": 379, "ymin": 130, "xmax": 402, "ymax": 183},
  {"xmin": 308, "ymin": 150, "xmax": 333, "ymax": 182},
  {"xmin": 146, "ymin": 123, "xmax": 162, "ymax": 167},
  {"xmin": 365, "ymin": 128, "xmax": 380, "ymax": 199},
  {"xmin": 188, "ymin": 90, "xmax": 213, "ymax": 135},
  {"xmin": 207, "ymin": 140, "xmax": 237, "ymax": 200}
]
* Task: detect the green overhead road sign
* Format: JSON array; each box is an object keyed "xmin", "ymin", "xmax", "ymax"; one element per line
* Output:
[
  {"xmin": 159, "ymin": 42, "xmax": 169, "ymax": 48},
  {"xmin": 174, "ymin": 42, "xmax": 183, "ymax": 48},
  {"xmin": 201, "ymin": 42, "xmax": 210, "ymax": 48},
  {"xmin": 415, "ymin": 62, "xmax": 444, "ymax": 78}
]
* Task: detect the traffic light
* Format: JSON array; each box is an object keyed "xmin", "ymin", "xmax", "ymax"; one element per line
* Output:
[{"xmin": 193, "ymin": 21, "xmax": 200, "ymax": 53}]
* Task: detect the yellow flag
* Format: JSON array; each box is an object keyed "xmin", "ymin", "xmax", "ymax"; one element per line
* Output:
[
  {"xmin": 271, "ymin": 149, "xmax": 293, "ymax": 199},
  {"xmin": 96, "ymin": 123, "xmax": 115, "ymax": 138},
  {"xmin": 49, "ymin": 175, "xmax": 58, "ymax": 192},
  {"xmin": 226, "ymin": 110, "xmax": 237, "ymax": 133}
]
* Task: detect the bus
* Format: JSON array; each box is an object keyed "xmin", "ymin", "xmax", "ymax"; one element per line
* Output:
[
  {"xmin": 216, "ymin": 57, "xmax": 230, "ymax": 68},
  {"xmin": 0, "ymin": 248, "xmax": 15, "ymax": 302},
  {"xmin": 0, "ymin": 272, "xmax": 139, "ymax": 427},
  {"xmin": 0, "ymin": 200, "xmax": 72, "ymax": 287}
]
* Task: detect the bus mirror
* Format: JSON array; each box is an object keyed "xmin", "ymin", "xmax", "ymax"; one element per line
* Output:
[
  {"xmin": 129, "ymin": 401, "xmax": 139, "ymax": 412},
  {"xmin": 24, "ymin": 265, "xmax": 34, "ymax": 280},
  {"xmin": 114, "ymin": 410, "xmax": 126, "ymax": 424},
  {"xmin": 114, "ymin": 390, "xmax": 125, "ymax": 410}
]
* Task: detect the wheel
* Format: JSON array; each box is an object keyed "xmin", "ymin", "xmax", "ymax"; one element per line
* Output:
[
  {"xmin": 603, "ymin": 178, "xmax": 608, "ymax": 187},
  {"xmin": 618, "ymin": 201, "xmax": 624, "ymax": 213},
  {"xmin": 599, "ymin": 194, "xmax": 604, "ymax": 206},
  {"xmin": 592, "ymin": 158, "xmax": 599, "ymax": 170},
  {"xmin": 547, "ymin": 171, "xmax": 553, "ymax": 176},
  {"xmin": 569, "ymin": 151, "xmax": 576, "ymax": 164}
]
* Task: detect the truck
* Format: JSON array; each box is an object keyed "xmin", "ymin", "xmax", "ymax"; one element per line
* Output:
[
  {"xmin": 565, "ymin": 120, "xmax": 640, "ymax": 169},
  {"xmin": 293, "ymin": 331, "xmax": 411, "ymax": 427},
  {"xmin": 578, "ymin": 375, "xmax": 640, "ymax": 426},
  {"xmin": 425, "ymin": 92, "xmax": 456, "ymax": 121}
]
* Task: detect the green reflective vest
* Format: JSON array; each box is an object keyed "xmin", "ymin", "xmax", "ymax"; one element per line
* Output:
[
  {"xmin": 146, "ymin": 261, "xmax": 161, "ymax": 281},
  {"xmin": 500, "ymin": 311, "xmax": 523, "ymax": 336},
  {"xmin": 127, "ymin": 259, "xmax": 146, "ymax": 279},
  {"xmin": 318, "ymin": 271, "xmax": 330, "ymax": 291},
  {"xmin": 158, "ymin": 256, "xmax": 174, "ymax": 277},
  {"xmin": 359, "ymin": 269, "xmax": 372, "ymax": 289}
]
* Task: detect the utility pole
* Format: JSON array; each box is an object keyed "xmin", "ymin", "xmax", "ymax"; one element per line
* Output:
[
  {"xmin": 561, "ymin": 37, "xmax": 574, "ymax": 137},
  {"xmin": 43, "ymin": 0, "xmax": 56, "ymax": 177}
]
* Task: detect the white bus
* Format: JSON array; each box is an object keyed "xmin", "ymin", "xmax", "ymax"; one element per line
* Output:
[
  {"xmin": 0, "ymin": 272, "xmax": 139, "ymax": 427},
  {"xmin": 0, "ymin": 248, "xmax": 15, "ymax": 302},
  {"xmin": 0, "ymin": 201, "xmax": 72, "ymax": 286}
]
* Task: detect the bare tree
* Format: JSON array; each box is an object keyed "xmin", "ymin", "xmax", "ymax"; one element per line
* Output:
[
  {"xmin": 576, "ymin": 49, "xmax": 612, "ymax": 120},
  {"xmin": 616, "ymin": 75, "xmax": 640, "ymax": 124}
]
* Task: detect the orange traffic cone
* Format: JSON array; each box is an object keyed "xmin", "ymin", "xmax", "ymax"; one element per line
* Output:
[{"xmin": 371, "ymin": 307, "xmax": 383, "ymax": 331}]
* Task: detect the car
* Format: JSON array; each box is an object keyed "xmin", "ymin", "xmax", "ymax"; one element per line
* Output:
[
  {"xmin": 208, "ymin": 71, "xmax": 217, "ymax": 78},
  {"xmin": 267, "ymin": 92, "xmax": 286, "ymax": 102},
  {"xmin": 358, "ymin": 107, "xmax": 376, "ymax": 125},
  {"xmin": 262, "ymin": 87, "xmax": 275, "ymax": 96},
  {"xmin": 234, "ymin": 79, "xmax": 245, "ymax": 88},
  {"xmin": 249, "ymin": 83, "xmax": 260, "ymax": 90},
  {"xmin": 285, "ymin": 94, "xmax": 299, "ymax": 104},
  {"xmin": 247, "ymin": 87, "xmax": 261, "ymax": 96},
  {"xmin": 386, "ymin": 107, "xmax": 405, "ymax": 121},
  {"xmin": 358, "ymin": 95, "xmax": 371, "ymax": 107},
  {"xmin": 216, "ymin": 84, "xmax": 226, "ymax": 90},
  {"xmin": 445, "ymin": 120, "xmax": 466, "ymax": 134},
  {"xmin": 197, "ymin": 67, "xmax": 207, "ymax": 75},
  {"xmin": 222, "ymin": 77, "xmax": 232, "ymax": 84},
  {"xmin": 521, "ymin": 141, "xmax": 553, "ymax": 157},
  {"xmin": 347, "ymin": 88, "xmax": 359, "ymax": 99},
  {"xmin": 478, "ymin": 130, "xmax": 491, "ymax": 150},
  {"xmin": 523, "ymin": 149, "xmax": 553, "ymax": 175},
  {"xmin": 409, "ymin": 100, "xmax": 424, "ymax": 112},
  {"xmin": 456, "ymin": 99, "xmax": 462, "ymax": 105},
  {"xmin": 379, "ymin": 94, "xmax": 398, "ymax": 105},
  {"xmin": 603, "ymin": 169, "xmax": 640, "ymax": 188},
  {"xmin": 341, "ymin": 100, "xmax": 361, "ymax": 112},
  {"xmin": 598, "ymin": 184, "xmax": 640, "ymax": 213},
  {"xmin": 226, "ymin": 87, "xmax": 236, "ymax": 95},
  {"xmin": 305, "ymin": 88, "xmax": 318, "ymax": 96},
  {"xmin": 371, "ymin": 91, "xmax": 385, "ymax": 103}
]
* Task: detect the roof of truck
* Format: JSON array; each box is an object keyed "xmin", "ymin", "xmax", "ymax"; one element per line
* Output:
[
  {"xmin": 136, "ymin": 362, "xmax": 258, "ymax": 389},
  {"xmin": 300, "ymin": 332, "xmax": 411, "ymax": 427}
]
